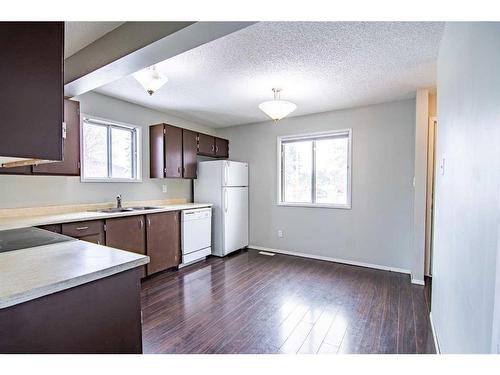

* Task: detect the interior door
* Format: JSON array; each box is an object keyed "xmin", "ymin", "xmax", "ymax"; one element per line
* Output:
[
  {"xmin": 222, "ymin": 187, "xmax": 249, "ymax": 255},
  {"xmin": 223, "ymin": 161, "xmax": 248, "ymax": 187}
]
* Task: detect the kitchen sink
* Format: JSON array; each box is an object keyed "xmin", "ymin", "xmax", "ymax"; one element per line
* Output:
[
  {"xmin": 95, "ymin": 207, "xmax": 134, "ymax": 213},
  {"xmin": 128, "ymin": 206, "xmax": 162, "ymax": 211}
]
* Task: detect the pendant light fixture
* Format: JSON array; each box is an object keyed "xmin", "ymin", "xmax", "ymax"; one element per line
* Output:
[
  {"xmin": 258, "ymin": 88, "xmax": 297, "ymax": 123},
  {"xmin": 133, "ymin": 65, "xmax": 168, "ymax": 96}
]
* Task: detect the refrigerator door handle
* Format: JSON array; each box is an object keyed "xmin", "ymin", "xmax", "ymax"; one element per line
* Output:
[
  {"xmin": 224, "ymin": 188, "xmax": 229, "ymax": 213},
  {"xmin": 224, "ymin": 161, "xmax": 229, "ymax": 186}
]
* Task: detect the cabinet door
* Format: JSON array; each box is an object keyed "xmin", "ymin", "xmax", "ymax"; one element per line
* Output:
[
  {"xmin": 0, "ymin": 22, "xmax": 64, "ymax": 161},
  {"xmin": 105, "ymin": 216, "xmax": 146, "ymax": 277},
  {"xmin": 197, "ymin": 133, "xmax": 215, "ymax": 156},
  {"xmin": 32, "ymin": 99, "xmax": 81, "ymax": 176},
  {"xmin": 0, "ymin": 166, "xmax": 32, "ymax": 175},
  {"xmin": 164, "ymin": 124, "xmax": 183, "ymax": 178},
  {"xmin": 62, "ymin": 220, "xmax": 105, "ymax": 245},
  {"xmin": 182, "ymin": 129, "xmax": 198, "ymax": 179},
  {"xmin": 37, "ymin": 224, "xmax": 62, "ymax": 234},
  {"xmin": 146, "ymin": 211, "xmax": 180, "ymax": 275},
  {"xmin": 215, "ymin": 138, "xmax": 229, "ymax": 158},
  {"xmin": 149, "ymin": 124, "xmax": 165, "ymax": 178}
]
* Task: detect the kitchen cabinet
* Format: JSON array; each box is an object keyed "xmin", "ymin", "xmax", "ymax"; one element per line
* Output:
[
  {"xmin": 37, "ymin": 224, "xmax": 62, "ymax": 234},
  {"xmin": 150, "ymin": 123, "xmax": 230, "ymax": 179},
  {"xmin": 197, "ymin": 133, "xmax": 215, "ymax": 156},
  {"xmin": 32, "ymin": 100, "xmax": 81, "ymax": 176},
  {"xmin": 150, "ymin": 123, "xmax": 182, "ymax": 178},
  {"xmin": 215, "ymin": 137, "xmax": 229, "ymax": 158},
  {"xmin": 62, "ymin": 220, "xmax": 105, "ymax": 245},
  {"xmin": 146, "ymin": 211, "xmax": 180, "ymax": 275},
  {"xmin": 105, "ymin": 216, "xmax": 146, "ymax": 277},
  {"xmin": 182, "ymin": 129, "xmax": 198, "ymax": 179},
  {"xmin": 0, "ymin": 22, "xmax": 64, "ymax": 163}
]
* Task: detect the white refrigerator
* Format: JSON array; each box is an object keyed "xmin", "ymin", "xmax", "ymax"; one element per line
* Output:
[{"xmin": 194, "ymin": 160, "xmax": 249, "ymax": 257}]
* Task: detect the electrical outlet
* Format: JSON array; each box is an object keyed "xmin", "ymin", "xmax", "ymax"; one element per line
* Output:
[
  {"xmin": 162, "ymin": 184, "xmax": 167, "ymax": 193},
  {"xmin": 278, "ymin": 230, "xmax": 284, "ymax": 238}
]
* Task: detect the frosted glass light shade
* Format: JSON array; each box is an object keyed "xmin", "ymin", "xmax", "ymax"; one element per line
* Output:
[
  {"xmin": 258, "ymin": 99, "xmax": 297, "ymax": 122},
  {"xmin": 133, "ymin": 66, "xmax": 168, "ymax": 95}
]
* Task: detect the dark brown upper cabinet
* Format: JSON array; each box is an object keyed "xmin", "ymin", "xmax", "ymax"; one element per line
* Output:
[
  {"xmin": 0, "ymin": 22, "xmax": 64, "ymax": 162},
  {"xmin": 182, "ymin": 129, "xmax": 198, "ymax": 179},
  {"xmin": 150, "ymin": 123, "xmax": 182, "ymax": 178},
  {"xmin": 215, "ymin": 137, "xmax": 229, "ymax": 158},
  {"xmin": 32, "ymin": 99, "xmax": 81, "ymax": 176},
  {"xmin": 146, "ymin": 211, "xmax": 180, "ymax": 275},
  {"xmin": 197, "ymin": 133, "xmax": 215, "ymax": 156}
]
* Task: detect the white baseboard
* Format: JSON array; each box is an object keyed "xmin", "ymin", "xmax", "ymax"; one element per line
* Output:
[
  {"xmin": 249, "ymin": 245, "xmax": 411, "ymax": 275},
  {"xmin": 429, "ymin": 312, "xmax": 440, "ymax": 354}
]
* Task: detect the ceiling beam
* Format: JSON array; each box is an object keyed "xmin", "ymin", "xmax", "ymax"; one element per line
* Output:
[{"xmin": 65, "ymin": 21, "xmax": 256, "ymax": 97}]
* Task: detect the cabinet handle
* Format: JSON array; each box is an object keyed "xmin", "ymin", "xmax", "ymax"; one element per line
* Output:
[
  {"xmin": 178, "ymin": 166, "xmax": 181, "ymax": 174},
  {"xmin": 97, "ymin": 240, "xmax": 100, "ymax": 245},
  {"xmin": 212, "ymin": 144, "xmax": 214, "ymax": 152},
  {"xmin": 216, "ymin": 145, "xmax": 219, "ymax": 153},
  {"xmin": 76, "ymin": 226, "xmax": 88, "ymax": 231},
  {"xmin": 147, "ymin": 217, "xmax": 151, "ymax": 227},
  {"xmin": 139, "ymin": 219, "xmax": 144, "ymax": 229}
]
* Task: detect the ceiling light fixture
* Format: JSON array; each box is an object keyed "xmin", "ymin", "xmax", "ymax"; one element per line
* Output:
[
  {"xmin": 258, "ymin": 88, "xmax": 297, "ymax": 123},
  {"xmin": 133, "ymin": 65, "xmax": 168, "ymax": 96}
]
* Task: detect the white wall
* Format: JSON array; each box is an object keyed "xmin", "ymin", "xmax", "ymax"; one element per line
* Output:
[
  {"xmin": 431, "ymin": 22, "xmax": 500, "ymax": 353},
  {"xmin": 218, "ymin": 99, "xmax": 416, "ymax": 272},
  {"xmin": 0, "ymin": 92, "xmax": 216, "ymax": 208}
]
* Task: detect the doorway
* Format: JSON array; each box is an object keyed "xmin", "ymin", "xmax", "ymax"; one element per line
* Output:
[{"xmin": 424, "ymin": 117, "xmax": 437, "ymax": 277}]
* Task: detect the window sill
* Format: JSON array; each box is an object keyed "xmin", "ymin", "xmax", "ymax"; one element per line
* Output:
[
  {"xmin": 80, "ymin": 178, "xmax": 143, "ymax": 183},
  {"xmin": 277, "ymin": 202, "xmax": 352, "ymax": 210}
]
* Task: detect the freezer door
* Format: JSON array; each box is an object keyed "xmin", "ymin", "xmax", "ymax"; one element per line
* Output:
[
  {"xmin": 222, "ymin": 161, "xmax": 248, "ymax": 187},
  {"xmin": 222, "ymin": 187, "xmax": 249, "ymax": 255}
]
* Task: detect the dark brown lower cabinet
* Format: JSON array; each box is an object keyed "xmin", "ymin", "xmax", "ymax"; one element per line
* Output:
[
  {"xmin": 105, "ymin": 216, "xmax": 146, "ymax": 277},
  {"xmin": 146, "ymin": 211, "xmax": 180, "ymax": 276},
  {"xmin": 37, "ymin": 224, "xmax": 62, "ymax": 234},
  {"xmin": 61, "ymin": 220, "xmax": 105, "ymax": 245},
  {"xmin": 0, "ymin": 268, "xmax": 143, "ymax": 354}
]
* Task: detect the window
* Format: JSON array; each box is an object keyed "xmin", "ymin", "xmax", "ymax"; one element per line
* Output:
[
  {"xmin": 278, "ymin": 129, "xmax": 352, "ymax": 209},
  {"xmin": 81, "ymin": 116, "xmax": 141, "ymax": 182}
]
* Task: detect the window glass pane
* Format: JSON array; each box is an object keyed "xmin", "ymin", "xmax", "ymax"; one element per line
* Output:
[
  {"xmin": 111, "ymin": 127, "xmax": 133, "ymax": 179},
  {"xmin": 315, "ymin": 136, "xmax": 349, "ymax": 205},
  {"xmin": 82, "ymin": 122, "xmax": 108, "ymax": 178},
  {"xmin": 283, "ymin": 140, "xmax": 313, "ymax": 203}
]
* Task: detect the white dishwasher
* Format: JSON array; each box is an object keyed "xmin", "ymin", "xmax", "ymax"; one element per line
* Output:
[{"xmin": 181, "ymin": 207, "xmax": 212, "ymax": 265}]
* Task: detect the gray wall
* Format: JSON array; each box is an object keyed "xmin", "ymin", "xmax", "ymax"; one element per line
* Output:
[
  {"xmin": 218, "ymin": 99, "xmax": 416, "ymax": 272},
  {"xmin": 0, "ymin": 92, "xmax": 216, "ymax": 208},
  {"xmin": 431, "ymin": 22, "xmax": 500, "ymax": 353}
]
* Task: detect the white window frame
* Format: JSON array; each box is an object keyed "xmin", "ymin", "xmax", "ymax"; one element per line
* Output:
[
  {"xmin": 80, "ymin": 115, "xmax": 142, "ymax": 183},
  {"xmin": 277, "ymin": 129, "xmax": 352, "ymax": 209}
]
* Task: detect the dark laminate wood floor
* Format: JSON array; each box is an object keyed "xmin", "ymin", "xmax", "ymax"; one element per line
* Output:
[{"xmin": 140, "ymin": 249, "xmax": 436, "ymax": 354}]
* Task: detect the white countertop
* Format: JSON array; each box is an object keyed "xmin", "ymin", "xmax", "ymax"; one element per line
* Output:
[
  {"xmin": 0, "ymin": 202, "xmax": 213, "ymax": 231},
  {"xmin": 0, "ymin": 240, "xmax": 149, "ymax": 309}
]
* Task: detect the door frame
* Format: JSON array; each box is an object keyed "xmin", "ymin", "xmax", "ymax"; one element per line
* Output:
[{"xmin": 424, "ymin": 117, "xmax": 437, "ymax": 277}]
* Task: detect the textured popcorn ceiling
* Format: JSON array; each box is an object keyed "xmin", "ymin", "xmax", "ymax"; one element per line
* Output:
[
  {"xmin": 65, "ymin": 22, "xmax": 124, "ymax": 58},
  {"xmin": 95, "ymin": 22, "xmax": 444, "ymax": 128}
]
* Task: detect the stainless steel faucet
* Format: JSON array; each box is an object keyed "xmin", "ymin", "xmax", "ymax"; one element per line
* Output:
[{"xmin": 116, "ymin": 194, "xmax": 122, "ymax": 209}]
